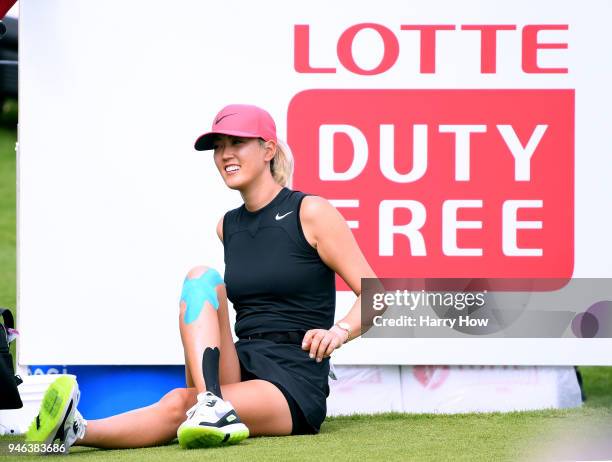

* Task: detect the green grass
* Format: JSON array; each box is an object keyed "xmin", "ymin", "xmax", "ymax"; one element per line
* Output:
[
  {"xmin": 0, "ymin": 390, "xmax": 611, "ymax": 461},
  {"xmin": 0, "ymin": 122, "xmax": 611, "ymax": 461},
  {"xmin": 0, "ymin": 125, "xmax": 16, "ymax": 364}
]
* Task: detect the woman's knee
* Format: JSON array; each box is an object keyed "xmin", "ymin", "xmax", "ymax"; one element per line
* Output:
[
  {"xmin": 158, "ymin": 388, "xmax": 194, "ymax": 426},
  {"xmin": 179, "ymin": 265, "xmax": 225, "ymax": 323},
  {"xmin": 185, "ymin": 265, "xmax": 209, "ymax": 280}
]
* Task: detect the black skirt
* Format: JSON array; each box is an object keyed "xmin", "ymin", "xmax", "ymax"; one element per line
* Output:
[{"xmin": 235, "ymin": 338, "xmax": 330, "ymax": 434}]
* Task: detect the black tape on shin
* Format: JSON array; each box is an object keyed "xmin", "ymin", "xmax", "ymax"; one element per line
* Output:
[{"xmin": 202, "ymin": 347, "xmax": 222, "ymax": 398}]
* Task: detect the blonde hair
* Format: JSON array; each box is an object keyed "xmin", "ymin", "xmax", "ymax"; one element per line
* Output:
[{"xmin": 261, "ymin": 138, "xmax": 294, "ymax": 188}]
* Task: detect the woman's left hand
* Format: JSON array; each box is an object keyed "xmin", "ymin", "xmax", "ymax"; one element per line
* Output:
[{"xmin": 302, "ymin": 328, "xmax": 347, "ymax": 362}]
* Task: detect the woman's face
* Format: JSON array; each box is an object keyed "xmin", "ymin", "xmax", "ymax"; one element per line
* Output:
[{"xmin": 212, "ymin": 134, "xmax": 273, "ymax": 190}]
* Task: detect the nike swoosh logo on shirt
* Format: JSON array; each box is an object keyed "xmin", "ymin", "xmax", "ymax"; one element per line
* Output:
[{"xmin": 275, "ymin": 211, "xmax": 293, "ymax": 220}]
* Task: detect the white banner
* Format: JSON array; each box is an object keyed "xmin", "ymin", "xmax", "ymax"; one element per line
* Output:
[{"xmin": 18, "ymin": 0, "xmax": 612, "ymax": 364}]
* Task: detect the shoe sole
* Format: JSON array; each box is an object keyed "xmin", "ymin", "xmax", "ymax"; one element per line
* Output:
[
  {"xmin": 178, "ymin": 423, "xmax": 249, "ymax": 449},
  {"xmin": 25, "ymin": 376, "xmax": 79, "ymax": 449}
]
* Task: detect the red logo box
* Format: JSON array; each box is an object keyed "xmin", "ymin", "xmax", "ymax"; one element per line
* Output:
[{"xmin": 288, "ymin": 90, "xmax": 574, "ymax": 287}]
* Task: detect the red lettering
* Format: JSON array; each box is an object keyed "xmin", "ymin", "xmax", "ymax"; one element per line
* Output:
[
  {"xmin": 400, "ymin": 25, "xmax": 455, "ymax": 73},
  {"xmin": 522, "ymin": 25, "xmax": 568, "ymax": 74},
  {"xmin": 337, "ymin": 23, "xmax": 399, "ymax": 75},
  {"xmin": 294, "ymin": 23, "xmax": 570, "ymax": 75},
  {"xmin": 294, "ymin": 25, "xmax": 336, "ymax": 74},
  {"xmin": 461, "ymin": 25, "xmax": 517, "ymax": 73}
]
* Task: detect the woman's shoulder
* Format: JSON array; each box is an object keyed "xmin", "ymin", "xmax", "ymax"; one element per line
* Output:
[
  {"xmin": 217, "ymin": 204, "xmax": 245, "ymax": 242},
  {"xmin": 299, "ymin": 194, "xmax": 339, "ymax": 226},
  {"xmin": 289, "ymin": 188, "xmax": 325, "ymax": 206},
  {"xmin": 300, "ymin": 194, "xmax": 329, "ymax": 212}
]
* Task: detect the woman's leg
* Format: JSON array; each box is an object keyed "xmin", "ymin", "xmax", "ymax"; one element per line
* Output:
[
  {"xmin": 179, "ymin": 265, "xmax": 241, "ymax": 393},
  {"xmin": 78, "ymin": 380, "xmax": 292, "ymax": 448},
  {"xmin": 181, "ymin": 265, "xmax": 241, "ymax": 389},
  {"xmin": 220, "ymin": 380, "xmax": 293, "ymax": 436},
  {"xmin": 76, "ymin": 388, "xmax": 190, "ymax": 448},
  {"xmin": 75, "ymin": 264, "xmax": 293, "ymax": 450}
]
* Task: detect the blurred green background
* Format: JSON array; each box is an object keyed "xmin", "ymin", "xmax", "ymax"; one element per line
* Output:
[{"xmin": 0, "ymin": 98, "xmax": 17, "ymax": 363}]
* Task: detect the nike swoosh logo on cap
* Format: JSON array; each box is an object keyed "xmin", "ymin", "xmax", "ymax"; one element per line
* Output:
[
  {"xmin": 275, "ymin": 211, "xmax": 293, "ymax": 220},
  {"xmin": 215, "ymin": 113, "xmax": 238, "ymax": 125}
]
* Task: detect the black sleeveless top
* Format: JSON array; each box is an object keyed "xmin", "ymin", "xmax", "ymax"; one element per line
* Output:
[{"xmin": 223, "ymin": 187, "xmax": 336, "ymax": 338}]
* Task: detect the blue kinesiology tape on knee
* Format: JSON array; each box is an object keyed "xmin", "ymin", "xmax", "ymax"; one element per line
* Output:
[{"xmin": 180, "ymin": 268, "xmax": 224, "ymax": 324}]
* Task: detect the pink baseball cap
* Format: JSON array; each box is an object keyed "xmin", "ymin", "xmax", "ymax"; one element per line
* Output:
[{"xmin": 194, "ymin": 104, "xmax": 277, "ymax": 151}]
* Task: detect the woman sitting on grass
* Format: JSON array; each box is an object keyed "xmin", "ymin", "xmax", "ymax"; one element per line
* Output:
[{"xmin": 26, "ymin": 104, "xmax": 376, "ymax": 452}]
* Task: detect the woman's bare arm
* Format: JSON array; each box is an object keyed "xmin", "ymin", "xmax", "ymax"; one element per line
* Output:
[{"xmin": 300, "ymin": 196, "xmax": 378, "ymax": 361}]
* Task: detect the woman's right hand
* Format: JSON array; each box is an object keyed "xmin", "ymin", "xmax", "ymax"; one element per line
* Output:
[{"xmin": 302, "ymin": 327, "xmax": 347, "ymax": 363}]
